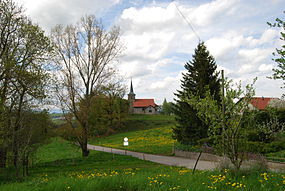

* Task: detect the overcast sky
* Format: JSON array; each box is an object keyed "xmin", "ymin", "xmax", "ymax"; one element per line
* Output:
[{"xmin": 15, "ymin": 0, "xmax": 285, "ymax": 104}]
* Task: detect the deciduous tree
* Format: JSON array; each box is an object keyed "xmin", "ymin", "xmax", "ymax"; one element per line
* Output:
[
  {"xmin": 51, "ymin": 15, "xmax": 122, "ymax": 156},
  {"xmin": 0, "ymin": 0, "xmax": 53, "ymax": 175},
  {"xmin": 88, "ymin": 82, "xmax": 128, "ymax": 136},
  {"xmin": 185, "ymin": 79, "xmax": 256, "ymax": 170},
  {"xmin": 269, "ymin": 12, "xmax": 285, "ymax": 90}
]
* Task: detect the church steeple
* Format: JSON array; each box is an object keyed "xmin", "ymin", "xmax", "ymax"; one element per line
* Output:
[
  {"xmin": 128, "ymin": 79, "xmax": 136, "ymax": 113},
  {"xmin": 129, "ymin": 79, "xmax": 134, "ymax": 94}
]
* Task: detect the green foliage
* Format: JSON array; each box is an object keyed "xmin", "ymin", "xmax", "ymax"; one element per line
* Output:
[
  {"xmin": 185, "ymin": 78, "xmax": 256, "ymax": 169},
  {"xmin": 88, "ymin": 94, "xmax": 128, "ymax": 136},
  {"xmin": 242, "ymin": 109, "xmax": 285, "ymax": 155},
  {"xmin": 173, "ymin": 42, "xmax": 221, "ymax": 145},
  {"xmin": 174, "ymin": 142, "xmax": 202, "ymax": 152},
  {"xmin": 0, "ymin": 0, "xmax": 54, "ymax": 174},
  {"xmin": 269, "ymin": 12, "xmax": 285, "ymax": 90},
  {"xmin": 161, "ymin": 98, "xmax": 174, "ymax": 115}
]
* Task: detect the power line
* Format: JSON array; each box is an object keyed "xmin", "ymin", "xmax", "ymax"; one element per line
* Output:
[{"xmin": 172, "ymin": 0, "xmax": 201, "ymax": 42}]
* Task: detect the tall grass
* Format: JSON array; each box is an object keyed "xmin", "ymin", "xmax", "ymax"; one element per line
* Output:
[{"xmin": 1, "ymin": 165, "xmax": 285, "ymax": 191}]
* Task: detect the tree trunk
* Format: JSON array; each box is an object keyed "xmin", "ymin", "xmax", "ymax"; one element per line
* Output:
[
  {"xmin": 81, "ymin": 142, "xmax": 89, "ymax": 157},
  {"xmin": 22, "ymin": 154, "xmax": 29, "ymax": 177},
  {"xmin": 0, "ymin": 148, "xmax": 7, "ymax": 168},
  {"xmin": 81, "ymin": 127, "xmax": 89, "ymax": 157}
]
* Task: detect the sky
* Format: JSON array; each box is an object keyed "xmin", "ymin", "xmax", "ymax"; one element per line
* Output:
[{"xmin": 14, "ymin": 0, "xmax": 285, "ymax": 105}]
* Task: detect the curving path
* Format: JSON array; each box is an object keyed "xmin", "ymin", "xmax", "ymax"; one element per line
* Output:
[{"xmin": 87, "ymin": 144, "xmax": 218, "ymax": 170}]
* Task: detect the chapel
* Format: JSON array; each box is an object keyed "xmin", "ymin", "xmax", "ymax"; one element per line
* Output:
[{"xmin": 128, "ymin": 80, "xmax": 158, "ymax": 114}]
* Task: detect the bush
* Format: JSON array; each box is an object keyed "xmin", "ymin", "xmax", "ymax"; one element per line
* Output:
[
  {"xmin": 246, "ymin": 141, "xmax": 266, "ymax": 153},
  {"xmin": 267, "ymin": 138, "xmax": 285, "ymax": 153}
]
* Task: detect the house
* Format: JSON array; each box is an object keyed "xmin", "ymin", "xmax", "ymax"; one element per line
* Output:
[
  {"xmin": 248, "ymin": 97, "xmax": 282, "ymax": 110},
  {"xmin": 128, "ymin": 80, "xmax": 158, "ymax": 114}
]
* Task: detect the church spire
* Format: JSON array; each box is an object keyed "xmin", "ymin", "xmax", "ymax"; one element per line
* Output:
[
  {"xmin": 129, "ymin": 78, "xmax": 134, "ymax": 94},
  {"xmin": 128, "ymin": 79, "xmax": 136, "ymax": 113}
]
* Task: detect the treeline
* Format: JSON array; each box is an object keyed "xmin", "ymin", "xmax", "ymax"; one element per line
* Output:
[{"xmin": 0, "ymin": 0, "xmax": 127, "ymax": 178}]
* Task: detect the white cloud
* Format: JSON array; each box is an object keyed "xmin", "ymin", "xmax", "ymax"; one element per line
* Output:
[
  {"xmin": 258, "ymin": 64, "xmax": 273, "ymax": 72},
  {"xmin": 14, "ymin": 0, "xmax": 120, "ymax": 31},
  {"xmin": 13, "ymin": 0, "xmax": 285, "ymax": 103},
  {"xmin": 117, "ymin": 0, "xmax": 284, "ymax": 102},
  {"xmin": 119, "ymin": 61, "xmax": 152, "ymax": 78},
  {"xmin": 189, "ymin": 0, "xmax": 238, "ymax": 27},
  {"xmin": 260, "ymin": 29, "xmax": 280, "ymax": 44}
]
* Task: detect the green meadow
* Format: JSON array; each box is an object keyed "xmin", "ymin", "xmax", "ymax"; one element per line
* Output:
[
  {"xmin": 90, "ymin": 114, "xmax": 176, "ymax": 155},
  {"xmin": 1, "ymin": 137, "xmax": 284, "ymax": 191}
]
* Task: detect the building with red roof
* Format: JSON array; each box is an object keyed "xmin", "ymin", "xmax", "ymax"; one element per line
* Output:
[
  {"xmin": 128, "ymin": 80, "xmax": 158, "ymax": 114},
  {"xmin": 248, "ymin": 97, "xmax": 280, "ymax": 110}
]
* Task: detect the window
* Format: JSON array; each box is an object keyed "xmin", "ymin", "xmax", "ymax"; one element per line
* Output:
[{"xmin": 149, "ymin": 110, "xmax": 152, "ymax": 113}]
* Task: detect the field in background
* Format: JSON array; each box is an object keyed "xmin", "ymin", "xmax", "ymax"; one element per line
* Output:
[
  {"xmin": 90, "ymin": 114, "xmax": 176, "ymax": 155},
  {"xmin": 90, "ymin": 125, "xmax": 175, "ymax": 155}
]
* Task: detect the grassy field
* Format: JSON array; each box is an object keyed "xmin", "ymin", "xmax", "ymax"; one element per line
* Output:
[
  {"xmin": 90, "ymin": 114, "xmax": 176, "ymax": 155},
  {"xmin": 123, "ymin": 114, "xmax": 175, "ymax": 131},
  {"xmin": 90, "ymin": 125, "xmax": 175, "ymax": 155},
  {"xmin": 1, "ymin": 137, "xmax": 284, "ymax": 191}
]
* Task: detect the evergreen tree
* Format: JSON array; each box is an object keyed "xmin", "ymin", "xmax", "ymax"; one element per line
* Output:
[
  {"xmin": 162, "ymin": 98, "xmax": 170, "ymax": 115},
  {"xmin": 173, "ymin": 42, "xmax": 221, "ymax": 145},
  {"xmin": 161, "ymin": 98, "xmax": 175, "ymax": 115}
]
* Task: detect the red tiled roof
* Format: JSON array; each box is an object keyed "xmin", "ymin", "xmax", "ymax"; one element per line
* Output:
[
  {"xmin": 133, "ymin": 99, "xmax": 157, "ymax": 108},
  {"xmin": 249, "ymin": 97, "xmax": 272, "ymax": 110}
]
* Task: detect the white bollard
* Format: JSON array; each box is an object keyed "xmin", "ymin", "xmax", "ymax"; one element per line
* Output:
[{"xmin": 123, "ymin": 137, "xmax": 129, "ymax": 146}]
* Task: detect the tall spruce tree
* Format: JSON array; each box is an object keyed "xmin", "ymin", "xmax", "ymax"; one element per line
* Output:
[{"xmin": 173, "ymin": 42, "xmax": 221, "ymax": 145}]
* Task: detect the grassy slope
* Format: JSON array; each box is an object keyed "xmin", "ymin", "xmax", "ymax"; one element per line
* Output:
[
  {"xmin": 90, "ymin": 114, "xmax": 176, "ymax": 155},
  {"xmin": 91, "ymin": 114, "xmax": 285, "ymax": 160},
  {"xmin": 1, "ymin": 137, "xmax": 284, "ymax": 191}
]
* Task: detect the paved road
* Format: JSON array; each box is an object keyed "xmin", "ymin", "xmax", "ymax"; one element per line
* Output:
[{"xmin": 87, "ymin": 144, "xmax": 218, "ymax": 170}]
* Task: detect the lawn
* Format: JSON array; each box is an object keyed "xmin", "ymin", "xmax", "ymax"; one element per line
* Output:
[{"xmin": 1, "ymin": 137, "xmax": 284, "ymax": 191}]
